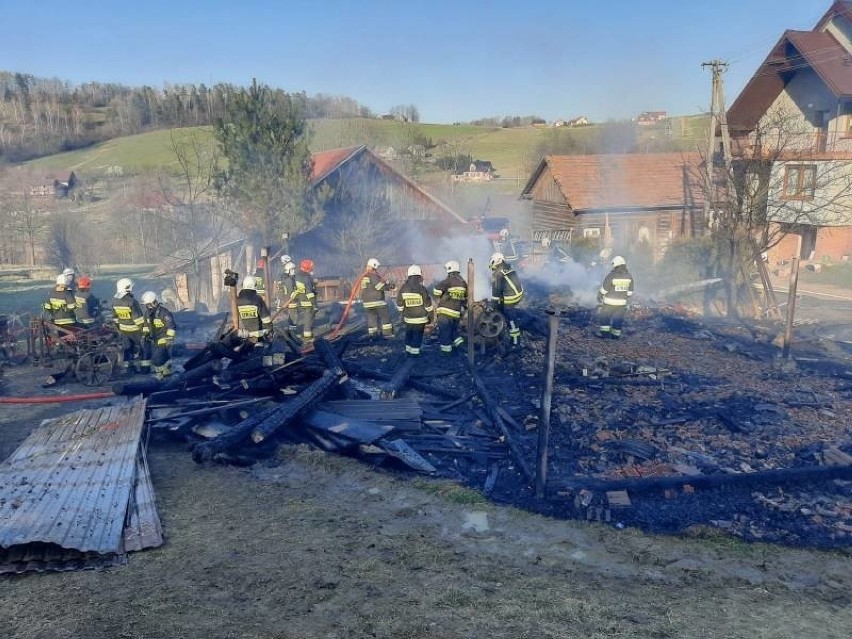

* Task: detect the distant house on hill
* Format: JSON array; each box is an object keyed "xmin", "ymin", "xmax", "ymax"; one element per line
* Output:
[
  {"xmin": 567, "ymin": 116, "xmax": 590, "ymax": 127},
  {"xmin": 451, "ymin": 159, "xmax": 496, "ymax": 182},
  {"xmin": 520, "ymin": 152, "xmax": 706, "ymax": 261},
  {"xmin": 635, "ymin": 111, "xmax": 667, "ymax": 126},
  {"xmin": 29, "ymin": 171, "xmax": 78, "ymax": 199}
]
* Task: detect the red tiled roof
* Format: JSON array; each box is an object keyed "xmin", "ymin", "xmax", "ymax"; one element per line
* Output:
[
  {"xmin": 522, "ymin": 153, "xmax": 705, "ymax": 212},
  {"xmin": 310, "ymin": 146, "xmax": 362, "ymax": 183},
  {"xmin": 729, "ymin": 13, "xmax": 852, "ymax": 132}
]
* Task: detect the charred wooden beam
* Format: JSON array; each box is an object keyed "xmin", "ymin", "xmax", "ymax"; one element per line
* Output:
[
  {"xmin": 551, "ymin": 464, "xmax": 852, "ymax": 494},
  {"xmin": 380, "ymin": 358, "xmax": 416, "ymax": 399},
  {"xmin": 343, "ymin": 362, "xmax": 462, "ymax": 400},
  {"xmin": 466, "ymin": 362, "xmax": 534, "ymax": 484},
  {"xmin": 191, "ymin": 403, "xmax": 284, "ymax": 463},
  {"xmin": 250, "ymin": 370, "xmax": 343, "ymax": 443}
]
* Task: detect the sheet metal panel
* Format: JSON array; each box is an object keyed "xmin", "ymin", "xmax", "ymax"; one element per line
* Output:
[{"xmin": 0, "ymin": 398, "xmax": 147, "ymax": 554}]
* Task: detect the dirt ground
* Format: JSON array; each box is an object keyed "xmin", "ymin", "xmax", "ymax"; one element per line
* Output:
[{"xmin": 1, "ymin": 366, "xmax": 852, "ymax": 639}]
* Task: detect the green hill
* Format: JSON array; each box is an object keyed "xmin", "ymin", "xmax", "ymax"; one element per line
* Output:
[{"xmin": 24, "ymin": 116, "xmax": 709, "ymax": 181}]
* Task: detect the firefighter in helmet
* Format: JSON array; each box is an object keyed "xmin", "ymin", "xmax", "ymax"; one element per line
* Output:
[
  {"xmin": 597, "ymin": 255, "xmax": 634, "ymax": 339},
  {"xmin": 433, "ymin": 260, "xmax": 468, "ymax": 354},
  {"xmin": 276, "ymin": 259, "xmax": 299, "ymax": 328},
  {"xmin": 293, "ymin": 259, "xmax": 318, "ymax": 342},
  {"xmin": 112, "ymin": 278, "xmax": 147, "ymax": 370},
  {"xmin": 141, "ymin": 291, "xmax": 177, "ymax": 379},
  {"xmin": 361, "ymin": 257, "xmax": 393, "ymax": 339},
  {"xmin": 489, "ymin": 252, "xmax": 525, "ymax": 346},
  {"xmin": 43, "ymin": 274, "xmax": 78, "ymax": 328},
  {"xmin": 74, "ymin": 275, "xmax": 100, "ymax": 327},
  {"xmin": 236, "ymin": 275, "xmax": 273, "ymax": 342},
  {"xmin": 396, "ymin": 264, "xmax": 434, "ymax": 356}
]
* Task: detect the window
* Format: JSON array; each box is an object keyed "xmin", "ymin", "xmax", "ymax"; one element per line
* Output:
[
  {"xmin": 783, "ymin": 165, "xmax": 816, "ymax": 200},
  {"xmin": 583, "ymin": 227, "xmax": 601, "ymax": 238}
]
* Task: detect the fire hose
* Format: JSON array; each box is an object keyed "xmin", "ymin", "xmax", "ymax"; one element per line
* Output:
[
  {"xmin": 328, "ymin": 267, "xmax": 372, "ymax": 340},
  {"xmin": 0, "ymin": 391, "xmax": 113, "ymax": 404}
]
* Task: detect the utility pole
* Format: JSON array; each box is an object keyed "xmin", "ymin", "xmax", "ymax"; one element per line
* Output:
[{"xmin": 701, "ymin": 59, "xmax": 732, "ymax": 219}]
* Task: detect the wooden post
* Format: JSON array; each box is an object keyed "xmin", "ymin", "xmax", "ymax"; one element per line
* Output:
[
  {"xmin": 261, "ymin": 246, "xmax": 273, "ymax": 309},
  {"xmin": 229, "ymin": 282, "xmax": 240, "ymax": 332},
  {"xmin": 782, "ymin": 257, "xmax": 800, "ymax": 359},
  {"xmin": 536, "ymin": 310, "xmax": 558, "ymax": 498},
  {"xmin": 467, "ymin": 258, "xmax": 475, "ymax": 366}
]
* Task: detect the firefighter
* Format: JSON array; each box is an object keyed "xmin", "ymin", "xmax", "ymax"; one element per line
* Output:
[
  {"xmin": 489, "ymin": 252, "xmax": 525, "ymax": 346},
  {"xmin": 494, "ymin": 228, "xmax": 519, "ymax": 263},
  {"xmin": 293, "ymin": 259, "xmax": 317, "ymax": 342},
  {"xmin": 433, "ymin": 260, "xmax": 468, "ymax": 354},
  {"xmin": 74, "ymin": 275, "xmax": 100, "ymax": 327},
  {"xmin": 395, "ymin": 264, "xmax": 434, "ymax": 357},
  {"xmin": 361, "ymin": 257, "xmax": 393, "ymax": 339},
  {"xmin": 597, "ymin": 255, "xmax": 634, "ymax": 339},
  {"xmin": 253, "ymin": 257, "xmax": 268, "ymax": 300},
  {"xmin": 43, "ymin": 274, "xmax": 78, "ymax": 328},
  {"xmin": 276, "ymin": 260, "xmax": 299, "ymax": 328},
  {"xmin": 236, "ymin": 275, "xmax": 273, "ymax": 342},
  {"xmin": 111, "ymin": 277, "xmax": 147, "ymax": 370},
  {"xmin": 141, "ymin": 291, "xmax": 176, "ymax": 379}
]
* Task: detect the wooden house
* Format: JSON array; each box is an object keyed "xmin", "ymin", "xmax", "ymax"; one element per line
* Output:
[{"xmin": 520, "ymin": 153, "xmax": 706, "ymax": 261}]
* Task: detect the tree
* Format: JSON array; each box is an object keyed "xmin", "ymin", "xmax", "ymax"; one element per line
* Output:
[
  {"xmin": 213, "ymin": 79, "xmax": 320, "ymax": 244},
  {"xmin": 701, "ymin": 106, "xmax": 852, "ymax": 317}
]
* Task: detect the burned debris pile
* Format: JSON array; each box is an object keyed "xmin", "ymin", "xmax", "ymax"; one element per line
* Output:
[{"xmin": 99, "ymin": 299, "xmax": 852, "ymax": 549}]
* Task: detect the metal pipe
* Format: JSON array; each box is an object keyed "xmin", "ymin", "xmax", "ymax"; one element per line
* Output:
[
  {"xmin": 536, "ymin": 310, "xmax": 558, "ymax": 498},
  {"xmin": 782, "ymin": 257, "xmax": 800, "ymax": 359}
]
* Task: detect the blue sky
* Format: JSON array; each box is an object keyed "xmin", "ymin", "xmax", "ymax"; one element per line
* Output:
[{"xmin": 0, "ymin": 0, "xmax": 837, "ymax": 123}]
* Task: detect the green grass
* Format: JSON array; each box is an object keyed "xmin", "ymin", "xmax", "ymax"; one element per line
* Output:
[
  {"xmin": 24, "ymin": 116, "xmax": 708, "ymax": 182},
  {"xmin": 411, "ymin": 477, "xmax": 490, "ymax": 505},
  {"xmin": 798, "ymin": 261, "xmax": 852, "ymax": 287}
]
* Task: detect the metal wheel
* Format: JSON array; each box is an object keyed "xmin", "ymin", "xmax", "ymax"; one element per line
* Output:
[
  {"xmin": 75, "ymin": 351, "xmax": 114, "ymax": 386},
  {"xmin": 476, "ymin": 309, "xmax": 506, "ymax": 339}
]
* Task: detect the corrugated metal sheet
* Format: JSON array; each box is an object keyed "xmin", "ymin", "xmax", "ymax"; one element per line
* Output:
[{"xmin": 0, "ymin": 399, "xmax": 148, "ymax": 555}]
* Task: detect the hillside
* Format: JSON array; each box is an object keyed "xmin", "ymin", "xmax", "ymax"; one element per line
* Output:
[{"xmin": 23, "ymin": 116, "xmax": 709, "ymax": 183}]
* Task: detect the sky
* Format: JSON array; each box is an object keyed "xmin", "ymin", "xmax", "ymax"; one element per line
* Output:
[{"xmin": 0, "ymin": 0, "xmax": 839, "ymax": 124}]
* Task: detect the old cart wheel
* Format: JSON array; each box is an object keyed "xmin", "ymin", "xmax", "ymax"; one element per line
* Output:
[
  {"xmin": 75, "ymin": 351, "xmax": 114, "ymax": 386},
  {"xmin": 477, "ymin": 309, "xmax": 506, "ymax": 340}
]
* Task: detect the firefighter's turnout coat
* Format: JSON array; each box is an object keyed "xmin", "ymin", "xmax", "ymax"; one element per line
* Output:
[
  {"xmin": 112, "ymin": 293, "xmax": 145, "ymax": 334},
  {"xmin": 396, "ymin": 275, "xmax": 434, "ymax": 325},
  {"xmin": 237, "ymin": 289, "xmax": 273, "ymax": 338},
  {"xmin": 491, "ymin": 264, "xmax": 524, "ymax": 307},
  {"xmin": 433, "ymin": 273, "xmax": 468, "ymax": 319},
  {"xmin": 360, "ymin": 270, "xmax": 388, "ymax": 309},
  {"xmin": 599, "ymin": 265, "xmax": 634, "ymax": 307},
  {"xmin": 44, "ymin": 288, "xmax": 78, "ymax": 326}
]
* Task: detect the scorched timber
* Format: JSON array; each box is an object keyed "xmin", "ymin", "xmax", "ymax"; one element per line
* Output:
[{"xmin": 250, "ymin": 370, "xmax": 344, "ymax": 443}]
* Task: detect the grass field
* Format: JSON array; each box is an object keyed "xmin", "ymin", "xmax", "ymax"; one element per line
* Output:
[{"xmin": 24, "ymin": 115, "xmax": 710, "ymax": 181}]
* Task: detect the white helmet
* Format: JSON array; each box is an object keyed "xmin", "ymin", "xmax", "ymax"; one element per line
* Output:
[
  {"xmin": 367, "ymin": 257, "xmax": 380, "ymax": 270},
  {"xmin": 241, "ymin": 275, "xmax": 257, "ymax": 291},
  {"xmin": 141, "ymin": 291, "xmax": 158, "ymax": 305},
  {"xmin": 499, "ymin": 228, "xmax": 509, "ymax": 240},
  {"xmin": 62, "ymin": 267, "xmax": 75, "ymax": 277},
  {"xmin": 599, "ymin": 247, "xmax": 613, "ymax": 261},
  {"xmin": 55, "ymin": 274, "xmax": 67, "ymax": 287},
  {"xmin": 407, "ymin": 264, "xmax": 422, "ymax": 277},
  {"xmin": 283, "ymin": 261, "xmax": 296, "ymax": 275},
  {"xmin": 116, "ymin": 277, "xmax": 133, "ymax": 294},
  {"xmin": 489, "ymin": 252, "xmax": 505, "ymax": 269},
  {"xmin": 280, "ymin": 254, "xmax": 292, "ymax": 264},
  {"xmin": 445, "ymin": 260, "xmax": 460, "ymax": 274},
  {"xmin": 611, "ymin": 255, "xmax": 626, "ymax": 267},
  {"xmin": 541, "ymin": 237, "xmax": 551, "ymax": 248}
]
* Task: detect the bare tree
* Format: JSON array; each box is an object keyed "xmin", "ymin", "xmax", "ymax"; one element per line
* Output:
[{"xmin": 702, "ymin": 106, "xmax": 852, "ymax": 316}]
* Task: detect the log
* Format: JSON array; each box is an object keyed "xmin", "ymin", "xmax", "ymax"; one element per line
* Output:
[
  {"xmin": 467, "ymin": 362, "xmax": 535, "ymax": 484},
  {"xmin": 380, "ymin": 358, "xmax": 416, "ymax": 399},
  {"xmin": 250, "ymin": 370, "xmax": 344, "ymax": 443},
  {"xmin": 192, "ymin": 402, "xmax": 283, "ymax": 463},
  {"xmin": 343, "ymin": 362, "xmax": 462, "ymax": 399}
]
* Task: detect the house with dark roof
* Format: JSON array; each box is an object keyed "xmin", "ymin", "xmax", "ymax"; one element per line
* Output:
[
  {"xmin": 29, "ymin": 171, "xmax": 78, "ymax": 199},
  {"xmin": 520, "ymin": 153, "xmax": 705, "ymax": 261},
  {"xmin": 728, "ymin": 1, "xmax": 852, "ymax": 265}
]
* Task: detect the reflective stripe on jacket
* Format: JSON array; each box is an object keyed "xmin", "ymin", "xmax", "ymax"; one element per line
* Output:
[
  {"xmin": 361, "ymin": 270, "xmax": 387, "ymax": 308},
  {"xmin": 237, "ymin": 289, "xmax": 272, "ymax": 336},
  {"xmin": 293, "ymin": 272, "xmax": 317, "ymax": 308}
]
